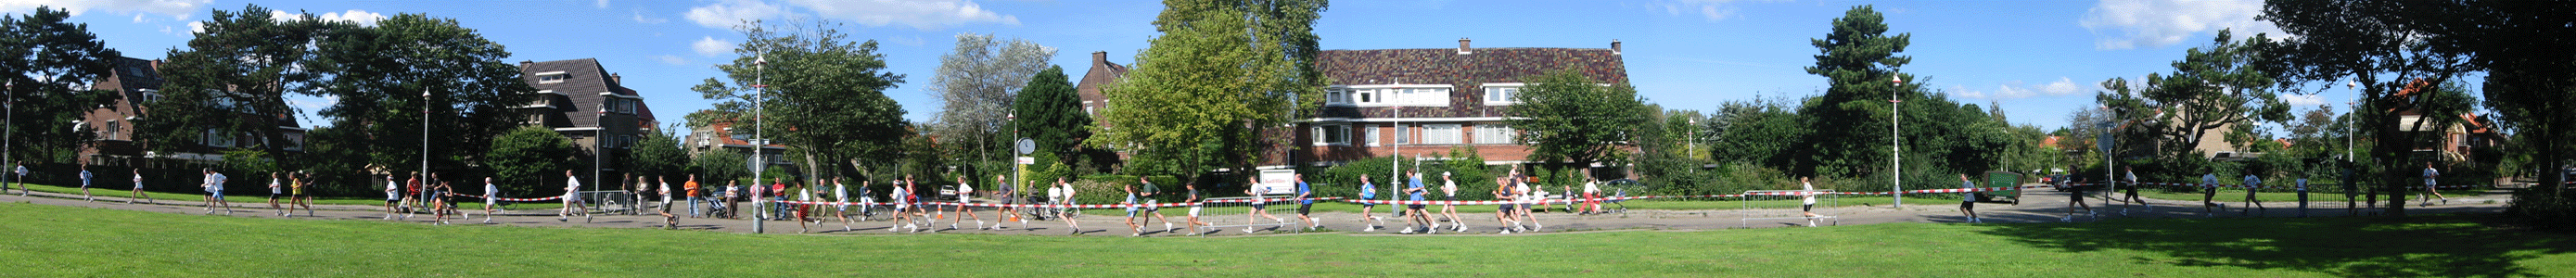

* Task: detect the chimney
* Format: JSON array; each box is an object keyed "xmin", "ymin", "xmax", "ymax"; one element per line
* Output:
[
  {"xmin": 1458, "ymin": 38, "xmax": 1472, "ymax": 55},
  {"xmin": 1091, "ymin": 51, "xmax": 1108, "ymax": 66},
  {"xmin": 1611, "ymin": 40, "xmax": 1622, "ymax": 55},
  {"xmin": 610, "ymin": 73, "xmax": 622, "ymax": 84},
  {"xmin": 519, "ymin": 60, "xmax": 533, "ymax": 70},
  {"xmin": 150, "ymin": 59, "xmax": 163, "ymax": 71}
]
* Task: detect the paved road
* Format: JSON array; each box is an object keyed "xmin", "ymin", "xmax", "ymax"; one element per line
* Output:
[{"xmin": 0, "ymin": 185, "xmax": 2511, "ymax": 236}]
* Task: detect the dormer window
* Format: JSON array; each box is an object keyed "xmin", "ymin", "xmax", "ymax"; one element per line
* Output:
[{"xmin": 534, "ymin": 71, "xmax": 568, "ymax": 84}]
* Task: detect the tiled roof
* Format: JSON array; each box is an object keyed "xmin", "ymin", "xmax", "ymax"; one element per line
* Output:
[
  {"xmin": 1313, "ymin": 47, "xmax": 1626, "ymax": 119},
  {"xmin": 520, "ymin": 58, "xmax": 626, "ymax": 128}
]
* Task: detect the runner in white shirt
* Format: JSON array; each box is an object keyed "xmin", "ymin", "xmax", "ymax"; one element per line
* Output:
[
  {"xmin": 1513, "ymin": 175, "xmax": 1540, "ymax": 232},
  {"xmin": 2200, "ymin": 172, "xmax": 2222, "ymax": 217},
  {"xmin": 2118, "ymin": 166, "xmax": 2149, "ymax": 214},
  {"xmin": 832, "ymin": 178, "xmax": 853, "ymax": 232},
  {"xmin": 1057, "ymin": 177, "xmax": 1083, "ymax": 235},
  {"xmin": 202, "ymin": 169, "xmax": 233, "ymax": 215},
  {"xmin": 559, "ymin": 170, "xmax": 588, "ymax": 222},
  {"xmin": 1801, "ymin": 177, "xmax": 1821, "ymax": 227},
  {"xmin": 1439, "ymin": 172, "xmax": 1464, "ymax": 233},
  {"xmin": 127, "ymin": 169, "xmax": 155, "ymax": 205},
  {"xmin": 890, "ymin": 179, "xmax": 915, "ymax": 233},
  {"xmin": 1243, "ymin": 176, "xmax": 1284, "ymax": 234},
  {"xmin": 2421, "ymin": 162, "xmax": 2449, "ymax": 206},
  {"xmin": 12, "ymin": 162, "xmax": 28, "ymax": 196},
  {"xmin": 267, "ymin": 172, "xmax": 287, "ymax": 216},
  {"xmin": 2240, "ymin": 173, "xmax": 2266, "ymax": 215},
  {"xmin": 383, "ymin": 175, "xmax": 402, "ymax": 220},
  {"xmin": 481, "ymin": 177, "xmax": 500, "ymax": 223},
  {"xmin": 658, "ymin": 176, "xmax": 678, "ymax": 229},
  {"xmin": 950, "ymin": 175, "xmax": 983, "ymax": 231},
  {"xmin": 78, "ymin": 165, "xmax": 95, "ymax": 201}
]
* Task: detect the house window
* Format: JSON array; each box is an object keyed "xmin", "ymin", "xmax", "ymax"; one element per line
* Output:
[
  {"xmin": 1311, "ymin": 124, "xmax": 1349, "ymax": 145},
  {"xmin": 535, "ymin": 71, "xmax": 568, "ymax": 84},
  {"xmin": 1325, "ymin": 89, "xmax": 1351, "ymax": 106},
  {"xmin": 1484, "ymin": 86, "xmax": 1521, "ymax": 105},
  {"xmin": 139, "ymin": 89, "xmax": 163, "ymax": 103},
  {"xmin": 1423, "ymin": 124, "xmax": 1461, "ymax": 145},
  {"xmin": 1395, "ymin": 124, "xmax": 1409, "ymax": 145},
  {"xmin": 103, "ymin": 120, "xmax": 121, "ymax": 141},
  {"xmin": 1476, "ymin": 124, "xmax": 1515, "ymax": 145},
  {"xmin": 1355, "ymin": 89, "xmax": 1376, "ymax": 104},
  {"xmin": 1364, "ymin": 124, "xmax": 1381, "ymax": 146}
]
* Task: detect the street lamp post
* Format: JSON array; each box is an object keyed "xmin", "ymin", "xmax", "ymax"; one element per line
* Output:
[
  {"xmin": 1891, "ymin": 75, "xmax": 1905, "ymax": 208},
  {"xmin": 423, "ymin": 89, "xmax": 433, "ymax": 209},
  {"xmin": 750, "ymin": 53, "xmax": 768, "ymax": 234}
]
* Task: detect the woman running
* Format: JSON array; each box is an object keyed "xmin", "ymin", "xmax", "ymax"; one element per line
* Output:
[
  {"xmin": 267, "ymin": 172, "xmax": 287, "ymax": 216},
  {"xmin": 950, "ymin": 175, "xmax": 983, "ymax": 231},
  {"xmin": 382, "ymin": 174, "xmax": 402, "ymax": 220},
  {"xmin": 127, "ymin": 169, "xmax": 154, "ymax": 204},
  {"xmin": 290, "ymin": 171, "xmax": 314, "ymax": 217},
  {"xmin": 1439, "ymin": 172, "xmax": 1464, "ymax": 233},
  {"xmin": 481, "ymin": 177, "xmax": 501, "ymax": 223},
  {"xmin": 889, "ymin": 178, "xmax": 915, "ymax": 233}
]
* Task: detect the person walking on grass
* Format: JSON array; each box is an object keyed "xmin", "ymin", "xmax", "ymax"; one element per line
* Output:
[
  {"xmin": 1402, "ymin": 170, "xmax": 1433, "ymax": 234},
  {"xmin": 481, "ymin": 177, "xmax": 500, "ymax": 223},
  {"xmin": 382, "ymin": 175, "xmax": 402, "ymax": 220},
  {"xmin": 1056, "ymin": 177, "xmax": 1084, "ymax": 235},
  {"xmin": 2119, "ymin": 166, "xmax": 2149, "ymax": 215},
  {"xmin": 951, "ymin": 175, "xmax": 985, "ymax": 231},
  {"xmin": 127, "ymin": 169, "xmax": 153, "ymax": 204},
  {"xmin": 1439, "ymin": 172, "xmax": 1464, "ymax": 233},
  {"xmin": 2422, "ymin": 162, "xmax": 2449, "ymax": 207},
  {"xmin": 1243, "ymin": 176, "xmax": 1284, "ymax": 234},
  {"xmin": 560, "ymin": 170, "xmax": 589, "ymax": 222},
  {"xmin": 1803, "ymin": 177, "xmax": 1823, "ymax": 227},
  {"xmin": 78, "ymin": 165, "xmax": 94, "ymax": 201},
  {"xmin": 1356, "ymin": 174, "xmax": 1383, "ymax": 232},
  {"xmin": 2240, "ymin": 172, "xmax": 2266, "ymax": 216},
  {"xmin": 267, "ymin": 172, "xmax": 287, "ymax": 217},
  {"xmin": 202, "ymin": 169, "xmax": 232, "ymax": 215},
  {"xmin": 1958, "ymin": 174, "xmax": 1980, "ymax": 223},
  {"xmin": 2200, "ymin": 171, "xmax": 2222, "ymax": 217}
]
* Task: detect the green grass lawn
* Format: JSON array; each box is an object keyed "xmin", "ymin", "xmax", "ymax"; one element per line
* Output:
[{"xmin": 5, "ymin": 202, "xmax": 2570, "ymax": 276}]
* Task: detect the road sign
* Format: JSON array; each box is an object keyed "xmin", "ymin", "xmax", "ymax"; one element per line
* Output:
[
  {"xmin": 1015, "ymin": 138, "xmax": 1036, "ymax": 155},
  {"xmin": 1016, "ymin": 156, "xmax": 1035, "ymax": 165}
]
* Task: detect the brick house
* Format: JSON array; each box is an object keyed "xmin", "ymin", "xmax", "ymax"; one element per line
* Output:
[
  {"xmin": 78, "ymin": 57, "xmax": 307, "ymax": 166},
  {"xmin": 515, "ymin": 58, "xmax": 656, "ymax": 180},
  {"xmin": 1290, "ymin": 39, "xmax": 1628, "ymax": 168}
]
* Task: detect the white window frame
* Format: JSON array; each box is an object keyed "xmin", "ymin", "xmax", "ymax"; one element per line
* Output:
[
  {"xmin": 1324, "ymin": 89, "xmax": 1352, "ymax": 107},
  {"xmin": 535, "ymin": 71, "xmax": 568, "ymax": 84},
  {"xmin": 1481, "ymin": 83, "xmax": 1524, "ymax": 106},
  {"xmin": 1423, "ymin": 124, "xmax": 1462, "ymax": 145},
  {"xmin": 1311, "ymin": 123, "xmax": 1350, "ymax": 146},
  {"xmin": 1364, "ymin": 124, "xmax": 1382, "ymax": 146},
  {"xmin": 1395, "ymin": 124, "xmax": 1410, "ymax": 145},
  {"xmin": 1476, "ymin": 124, "xmax": 1515, "ymax": 145},
  {"xmin": 1343, "ymin": 84, "xmax": 1453, "ymax": 107}
]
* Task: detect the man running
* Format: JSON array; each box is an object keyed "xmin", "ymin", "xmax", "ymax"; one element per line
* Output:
[
  {"xmin": 481, "ymin": 177, "xmax": 500, "ymax": 223},
  {"xmin": 2421, "ymin": 162, "xmax": 2449, "ymax": 207},
  {"xmin": 1182, "ymin": 183, "xmax": 1210, "ymax": 235},
  {"xmin": 382, "ymin": 174, "xmax": 402, "ymax": 220},
  {"xmin": 267, "ymin": 172, "xmax": 287, "ymax": 216},
  {"xmin": 831, "ymin": 177, "xmax": 853, "ymax": 232},
  {"xmin": 1055, "ymin": 177, "xmax": 1082, "ymax": 234},
  {"xmin": 950, "ymin": 175, "xmax": 983, "ymax": 231},
  {"xmin": 431, "ymin": 178, "xmax": 454, "ymax": 225},
  {"xmin": 889, "ymin": 177, "xmax": 915, "ymax": 233},
  {"xmin": 1958, "ymin": 174, "xmax": 1980, "ymax": 223},
  {"xmin": 1243, "ymin": 176, "xmax": 1283, "ymax": 234},
  {"xmin": 991, "ymin": 175, "xmax": 1021, "ymax": 230},
  {"xmin": 1131, "ymin": 176, "xmax": 1173, "ymax": 235},
  {"xmin": 78, "ymin": 165, "xmax": 95, "ymax": 201},
  {"xmin": 2119, "ymin": 166, "xmax": 2149, "ymax": 214},
  {"xmin": 2240, "ymin": 172, "xmax": 2266, "ymax": 215},
  {"xmin": 1803, "ymin": 176, "xmax": 1823, "ymax": 227},
  {"xmin": 1293, "ymin": 174, "xmax": 1319, "ymax": 231},
  {"xmin": 1494, "ymin": 171, "xmax": 1521, "ymax": 234},
  {"xmin": 127, "ymin": 169, "xmax": 154, "ymax": 204},
  {"xmin": 1439, "ymin": 171, "xmax": 1464, "ymax": 233},
  {"xmin": 658, "ymin": 176, "xmax": 678, "ymax": 229},
  {"xmin": 2201, "ymin": 171, "xmax": 2222, "ymax": 217},
  {"xmin": 202, "ymin": 169, "xmax": 232, "ymax": 215},
  {"xmin": 1356, "ymin": 174, "xmax": 1382, "ymax": 232},
  {"xmin": 1402, "ymin": 170, "xmax": 1432, "ymax": 234},
  {"xmin": 13, "ymin": 162, "xmax": 28, "ymax": 196},
  {"xmin": 560, "ymin": 170, "xmax": 589, "ymax": 222}
]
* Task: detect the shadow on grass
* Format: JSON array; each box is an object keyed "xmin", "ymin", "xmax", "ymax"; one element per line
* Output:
[{"xmin": 1978, "ymin": 214, "xmax": 2576, "ymax": 277}]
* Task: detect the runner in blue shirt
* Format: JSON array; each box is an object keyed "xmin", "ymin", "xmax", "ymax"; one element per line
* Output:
[
  {"xmin": 1403, "ymin": 170, "xmax": 1433, "ymax": 234},
  {"xmin": 1958, "ymin": 174, "xmax": 1980, "ymax": 223},
  {"xmin": 1294, "ymin": 174, "xmax": 1318, "ymax": 231},
  {"xmin": 1357, "ymin": 174, "xmax": 1383, "ymax": 232}
]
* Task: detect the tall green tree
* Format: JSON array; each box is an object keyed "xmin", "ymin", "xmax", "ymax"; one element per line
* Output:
[
  {"xmin": 0, "ymin": 6, "xmax": 121, "ymax": 163},
  {"xmin": 146, "ymin": 5, "xmax": 331, "ymax": 171},
  {"xmin": 689, "ymin": 147, "xmax": 749, "ymax": 187},
  {"xmin": 1093, "ymin": 0, "xmax": 1326, "ymax": 182},
  {"xmin": 630, "ymin": 128, "xmax": 686, "ymax": 180},
  {"xmin": 693, "ymin": 19, "xmax": 909, "ymax": 181},
  {"xmin": 309, "ymin": 13, "xmax": 534, "ymax": 179},
  {"xmin": 2262, "ymin": 0, "xmax": 2506, "ymax": 216},
  {"xmin": 930, "ymin": 32, "xmax": 1052, "ymax": 179},
  {"xmin": 1011, "ymin": 66, "xmax": 1089, "ymax": 167},
  {"xmin": 2095, "ymin": 30, "xmax": 2292, "ymax": 163},
  {"xmin": 1794, "ymin": 5, "xmax": 1921, "ymax": 179},
  {"xmin": 485, "ymin": 126, "xmax": 577, "ymax": 196},
  {"xmin": 2455, "ymin": 1, "xmax": 2576, "ymax": 199},
  {"xmin": 1509, "ymin": 69, "xmax": 1650, "ymax": 172}
]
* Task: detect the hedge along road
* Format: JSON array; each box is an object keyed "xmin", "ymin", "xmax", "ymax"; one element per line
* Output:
[{"xmin": 0, "ymin": 183, "xmax": 2517, "ymax": 235}]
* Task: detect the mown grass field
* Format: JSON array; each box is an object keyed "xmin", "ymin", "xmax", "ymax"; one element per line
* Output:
[{"xmin": 3, "ymin": 201, "xmax": 2570, "ymax": 277}]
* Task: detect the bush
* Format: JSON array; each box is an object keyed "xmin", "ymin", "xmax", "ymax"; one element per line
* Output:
[{"xmin": 2506, "ymin": 189, "xmax": 2576, "ymax": 232}]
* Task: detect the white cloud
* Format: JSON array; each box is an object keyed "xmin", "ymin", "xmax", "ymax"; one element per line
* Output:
[
  {"xmin": 886, "ymin": 35, "xmax": 925, "ymax": 47},
  {"xmin": 185, "ymin": 21, "xmax": 204, "ymax": 33},
  {"xmin": 685, "ymin": 0, "xmax": 787, "ymax": 29},
  {"xmin": 133, "ymin": 14, "xmax": 146, "ymax": 23},
  {"xmin": 2079, "ymin": 0, "xmax": 2284, "ymax": 50},
  {"xmin": 632, "ymin": 9, "xmax": 668, "ymax": 24},
  {"xmin": 0, "ymin": 0, "xmax": 206, "ymax": 19},
  {"xmin": 320, "ymin": 9, "xmax": 387, "ymax": 26},
  {"xmin": 2282, "ymin": 94, "xmax": 2327, "ymax": 106},
  {"xmin": 1995, "ymin": 83, "xmax": 2038, "ymax": 99},
  {"xmin": 652, "ymin": 55, "xmax": 691, "ymax": 66},
  {"xmin": 595, "ymin": 0, "xmax": 611, "ymax": 9},
  {"xmin": 2039, "ymin": 77, "xmax": 2085, "ymax": 95},
  {"xmin": 693, "ymin": 36, "xmax": 734, "ymax": 57},
  {"xmin": 1652, "ymin": 0, "xmax": 1781, "ymax": 22},
  {"xmin": 783, "ymin": 0, "xmax": 1019, "ymax": 30},
  {"xmin": 1950, "ymin": 85, "xmax": 1987, "ymax": 99}
]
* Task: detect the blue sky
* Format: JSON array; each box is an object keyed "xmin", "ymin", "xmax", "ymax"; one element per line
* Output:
[{"xmin": 10, "ymin": 0, "xmax": 2365, "ymax": 137}]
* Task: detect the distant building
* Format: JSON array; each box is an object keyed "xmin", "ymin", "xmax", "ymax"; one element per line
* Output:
[
  {"xmin": 515, "ymin": 58, "xmax": 657, "ymax": 179},
  {"xmin": 1288, "ymin": 38, "xmax": 1629, "ymax": 168},
  {"xmin": 2385, "ymin": 79, "xmax": 2506, "ymax": 164},
  {"xmin": 684, "ymin": 115, "xmax": 788, "ymax": 168},
  {"xmin": 79, "ymin": 57, "xmax": 307, "ymax": 166}
]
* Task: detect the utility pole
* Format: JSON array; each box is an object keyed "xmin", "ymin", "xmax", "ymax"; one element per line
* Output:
[
  {"xmin": 751, "ymin": 53, "xmax": 768, "ymax": 234},
  {"xmin": 1891, "ymin": 75, "xmax": 1905, "ymax": 208}
]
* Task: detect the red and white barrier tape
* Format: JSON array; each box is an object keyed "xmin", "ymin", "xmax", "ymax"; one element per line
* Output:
[
  {"xmin": 772, "ymin": 197, "xmax": 1348, "ymax": 209},
  {"xmin": 457, "ymin": 196, "xmax": 563, "ymax": 202}
]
